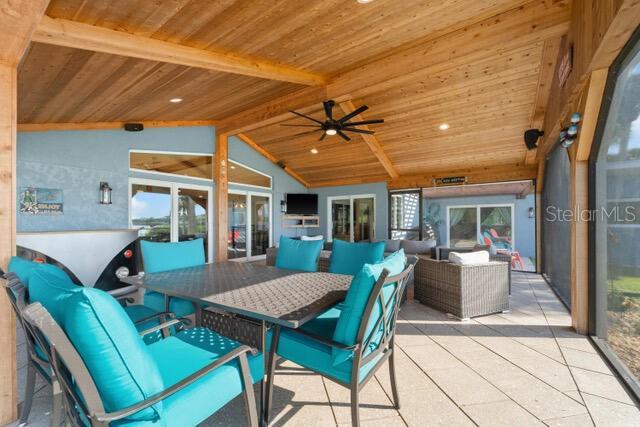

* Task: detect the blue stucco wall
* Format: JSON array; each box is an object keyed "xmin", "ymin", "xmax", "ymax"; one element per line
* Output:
[
  {"xmin": 424, "ymin": 194, "xmax": 536, "ymax": 258},
  {"xmin": 310, "ymin": 182, "xmax": 389, "ymax": 241}
]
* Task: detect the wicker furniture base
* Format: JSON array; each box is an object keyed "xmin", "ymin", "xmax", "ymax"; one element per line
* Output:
[{"xmin": 415, "ymin": 258, "xmax": 509, "ymax": 319}]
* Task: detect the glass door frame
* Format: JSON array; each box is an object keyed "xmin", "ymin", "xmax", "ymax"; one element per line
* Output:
[
  {"xmin": 326, "ymin": 194, "xmax": 377, "ymax": 242},
  {"xmin": 228, "ymin": 189, "xmax": 273, "ymax": 261},
  {"xmin": 128, "ymin": 177, "xmax": 213, "ymax": 262},
  {"xmin": 446, "ymin": 203, "xmax": 515, "ymax": 249}
]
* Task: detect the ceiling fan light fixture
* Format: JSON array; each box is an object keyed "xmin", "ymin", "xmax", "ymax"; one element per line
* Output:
[{"xmin": 325, "ymin": 128, "xmax": 337, "ymax": 136}]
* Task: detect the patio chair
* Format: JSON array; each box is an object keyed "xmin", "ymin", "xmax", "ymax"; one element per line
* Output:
[
  {"xmin": 140, "ymin": 238, "xmax": 206, "ymax": 317},
  {"xmin": 3, "ymin": 263, "xmax": 177, "ymax": 424},
  {"xmin": 264, "ymin": 252, "xmax": 417, "ymax": 426},
  {"xmin": 21, "ymin": 286, "xmax": 263, "ymax": 426}
]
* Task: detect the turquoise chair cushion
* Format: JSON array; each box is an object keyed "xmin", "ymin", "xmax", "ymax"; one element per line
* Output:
[
  {"xmin": 8, "ymin": 257, "xmax": 72, "ymax": 288},
  {"xmin": 28, "ymin": 269, "xmax": 80, "ymax": 326},
  {"xmin": 140, "ymin": 238, "xmax": 205, "ymax": 274},
  {"xmin": 65, "ymin": 288, "xmax": 164, "ymax": 422},
  {"xmin": 123, "ymin": 304, "xmax": 165, "ymax": 345},
  {"xmin": 275, "ymin": 236, "xmax": 324, "ymax": 272},
  {"xmin": 328, "ymin": 239, "xmax": 385, "ymax": 276},
  {"xmin": 142, "ymin": 328, "xmax": 263, "ymax": 426},
  {"xmin": 143, "ymin": 291, "xmax": 196, "ymax": 317},
  {"xmin": 331, "ymin": 249, "xmax": 405, "ymax": 365},
  {"xmin": 275, "ymin": 309, "xmax": 384, "ymax": 385}
]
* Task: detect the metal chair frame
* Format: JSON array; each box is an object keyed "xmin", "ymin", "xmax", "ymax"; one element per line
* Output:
[{"xmin": 264, "ymin": 256, "xmax": 418, "ymax": 426}]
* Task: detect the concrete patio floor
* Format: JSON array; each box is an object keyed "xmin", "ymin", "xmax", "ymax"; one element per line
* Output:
[{"xmin": 12, "ymin": 273, "xmax": 640, "ymax": 426}]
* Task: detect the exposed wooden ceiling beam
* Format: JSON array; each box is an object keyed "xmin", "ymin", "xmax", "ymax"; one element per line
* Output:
[
  {"xmin": 1, "ymin": 0, "xmax": 49, "ymax": 65},
  {"xmin": 17, "ymin": 120, "xmax": 215, "ymax": 132},
  {"xmin": 338, "ymin": 100, "xmax": 398, "ymax": 179},
  {"xmin": 33, "ymin": 16, "xmax": 326, "ymax": 86},
  {"xmin": 236, "ymin": 133, "xmax": 309, "ymax": 188},
  {"xmin": 525, "ymin": 37, "xmax": 562, "ymax": 165},
  {"xmin": 388, "ymin": 164, "xmax": 537, "ymax": 190}
]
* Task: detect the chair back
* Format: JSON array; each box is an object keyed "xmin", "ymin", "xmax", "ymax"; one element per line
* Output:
[
  {"xmin": 140, "ymin": 238, "xmax": 205, "ymax": 273},
  {"xmin": 21, "ymin": 301, "xmax": 108, "ymax": 426},
  {"xmin": 352, "ymin": 256, "xmax": 417, "ymax": 373},
  {"xmin": 3, "ymin": 274, "xmax": 51, "ymax": 375}
]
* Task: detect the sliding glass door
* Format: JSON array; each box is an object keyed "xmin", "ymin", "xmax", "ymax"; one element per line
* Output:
[
  {"xmin": 228, "ymin": 190, "xmax": 272, "ymax": 261},
  {"xmin": 447, "ymin": 205, "xmax": 514, "ymax": 250},
  {"xmin": 328, "ymin": 195, "xmax": 375, "ymax": 242},
  {"xmin": 591, "ymin": 32, "xmax": 640, "ymax": 397},
  {"xmin": 130, "ymin": 178, "xmax": 212, "ymax": 261}
]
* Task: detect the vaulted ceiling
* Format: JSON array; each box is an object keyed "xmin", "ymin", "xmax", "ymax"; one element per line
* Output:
[{"xmin": 17, "ymin": 0, "xmax": 571, "ymax": 187}]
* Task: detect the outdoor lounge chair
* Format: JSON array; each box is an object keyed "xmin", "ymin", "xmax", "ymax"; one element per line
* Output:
[
  {"xmin": 20, "ymin": 286, "xmax": 263, "ymax": 426},
  {"xmin": 264, "ymin": 253, "xmax": 417, "ymax": 426}
]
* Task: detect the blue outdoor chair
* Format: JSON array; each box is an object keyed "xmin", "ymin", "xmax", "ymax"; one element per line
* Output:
[
  {"xmin": 3, "ymin": 258, "xmax": 176, "ymax": 425},
  {"xmin": 21, "ymin": 286, "xmax": 262, "ymax": 426},
  {"xmin": 140, "ymin": 239, "xmax": 206, "ymax": 317},
  {"xmin": 264, "ymin": 252, "xmax": 417, "ymax": 426}
]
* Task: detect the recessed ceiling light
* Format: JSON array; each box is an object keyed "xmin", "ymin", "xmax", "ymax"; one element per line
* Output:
[
  {"xmin": 169, "ymin": 98, "xmax": 183, "ymax": 103},
  {"xmin": 439, "ymin": 123, "xmax": 450, "ymax": 130},
  {"xmin": 357, "ymin": 0, "xmax": 375, "ymax": 3},
  {"xmin": 310, "ymin": 148, "xmax": 319, "ymax": 154},
  {"xmin": 230, "ymin": 165, "xmax": 236, "ymax": 169}
]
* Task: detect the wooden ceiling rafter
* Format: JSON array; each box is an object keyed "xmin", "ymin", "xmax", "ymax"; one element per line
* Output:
[
  {"xmin": 33, "ymin": 15, "xmax": 326, "ymax": 86},
  {"xmin": 337, "ymin": 100, "xmax": 398, "ymax": 179},
  {"xmin": 17, "ymin": 120, "xmax": 216, "ymax": 132}
]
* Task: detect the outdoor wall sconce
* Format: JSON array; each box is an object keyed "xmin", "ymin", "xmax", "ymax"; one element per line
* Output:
[
  {"xmin": 528, "ymin": 207, "xmax": 535, "ymax": 218},
  {"xmin": 99, "ymin": 182, "xmax": 112, "ymax": 205}
]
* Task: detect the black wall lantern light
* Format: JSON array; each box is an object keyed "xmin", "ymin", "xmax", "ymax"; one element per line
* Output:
[{"xmin": 99, "ymin": 182, "xmax": 112, "ymax": 205}]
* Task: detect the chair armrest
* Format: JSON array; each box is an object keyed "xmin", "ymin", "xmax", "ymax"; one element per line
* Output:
[
  {"xmin": 107, "ymin": 285, "xmax": 139, "ymax": 298},
  {"xmin": 94, "ymin": 345, "xmax": 257, "ymax": 422},
  {"xmin": 138, "ymin": 318, "xmax": 188, "ymax": 337},
  {"xmin": 287, "ymin": 327, "xmax": 358, "ymax": 351}
]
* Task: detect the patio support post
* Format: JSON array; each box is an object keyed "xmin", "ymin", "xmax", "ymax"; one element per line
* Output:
[
  {"xmin": 0, "ymin": 60, "xmax": 18, "ymax": 426},
  {"xmin": 215, "ymin": 133, "xmax": 229, "ymax": 261}
]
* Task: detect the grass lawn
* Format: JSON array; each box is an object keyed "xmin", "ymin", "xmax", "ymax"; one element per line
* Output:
[{"xmin": 611, "ymin": 276, "xmax": 640, "ymax": 294}]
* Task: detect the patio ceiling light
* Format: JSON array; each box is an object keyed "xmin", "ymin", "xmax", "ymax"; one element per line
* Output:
[
  {"xmin": 439, "ymin": 123, "xmax": 450, "ymax": 130},
  {"xmin": 310, "ymin": 148, "xmax": 319, "ymax": 154},
  {"xmin": 169, "ymin": 98, "xmax": 183, "ymax": 103}
]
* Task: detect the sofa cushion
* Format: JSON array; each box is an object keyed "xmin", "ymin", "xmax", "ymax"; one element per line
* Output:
[
  {"xmin": 400, "ymin": 239, "xmax": 436, "ymax": 255},
  {"xmin": 141, "ymin": 238, "xmax": 205, "ymax": 274},
  {"xmin": 328, "ymin": 239, "xmax": 385, "ymax": 276},
  {"xmin": 449, "ymin": 251, "xmax": 490, "ymax": 265},
  {"xmin": 65, "ymin": 288, "xmax": 164, "ymax": 422},
  {"xmin": 28, "ymin": 269, "xmax": 80, "ymax": 325},
  {"xmin": 275, "ymin": 235, "xmax": 324, "ymax": 272},
  {"xmin": 332, "ymin": 249, "xmax": 405, "ymax": 365}
]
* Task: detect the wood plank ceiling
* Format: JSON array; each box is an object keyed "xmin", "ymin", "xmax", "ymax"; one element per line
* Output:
[{"xmin": 17, "ymin": 0, "xmax": 571, "ymax": 187}]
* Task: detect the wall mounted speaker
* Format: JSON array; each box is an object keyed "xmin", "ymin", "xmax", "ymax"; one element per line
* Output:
[
  {"xmin": 524, "ymin": 129, "xmax": 543, "ymax": 150},
  {"xmin": 124, "ymin": 123, "xmax": 144, "ymax": 132}
]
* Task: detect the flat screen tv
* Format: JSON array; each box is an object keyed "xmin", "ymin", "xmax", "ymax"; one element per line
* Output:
[{"xmin": 286, "ymin": 193, "xmax": 318, "ymax": 216}]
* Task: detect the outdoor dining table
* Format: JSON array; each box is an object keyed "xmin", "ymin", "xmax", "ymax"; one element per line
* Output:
[{"xmin": 120, "ymin": 261, "xmax": 352, "ymax": 425}]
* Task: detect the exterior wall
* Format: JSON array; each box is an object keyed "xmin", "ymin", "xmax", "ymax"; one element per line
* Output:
[
  {"xmin": 311, "ymin": 182, "xmax": 389, "ymax": 241},
  {"xmin": 424, "ymin": 193, "xmax": 536, "ymax": 258}
]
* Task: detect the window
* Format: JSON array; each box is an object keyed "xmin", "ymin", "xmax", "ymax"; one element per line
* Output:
[
  {"xmin": 389, "ymin": 190, "xmax": 421, "ymax": 240},
  {"xmin": 130, "ymin": 178, "xmax": 212, "ymax": 262},
  {"xmin": 228, "ymin": 160, "xmax": 272, "ymax": 189},
  {"xmin": 130, "ymin": 150, "xmax": 213, "ymax": 180},
  {"xmin": 591, "ymin": 31, "xmax": 640, "ymax": 398},
  {"xmin": 228, "ymin": 190, "xmax": 272, "ymax": 261},
  {"xmin": 446, "ymin": 204, "xmax": 515, "ymax": 251},
  {"xmin": 327, "ymin": 195, "xmax": 376, "ymax": 242}
]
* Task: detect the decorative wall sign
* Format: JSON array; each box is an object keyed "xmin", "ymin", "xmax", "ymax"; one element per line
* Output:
[
  {"xmin": 19, "ymin": 187, "xmax": 63, "ymax": 215},
  {"xmin": 433, "ymin": 176, "xmax": 467, "ymax": 186}
]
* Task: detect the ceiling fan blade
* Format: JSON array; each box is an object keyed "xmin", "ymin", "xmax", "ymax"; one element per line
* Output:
[
  {"xmin": 338, "ymin": 105, "xmax": 369, "ymax": 123},
  {"xmin": 319, "ymin": 132, "xmax": 327, "ymax": 141},
  {"xmin": 337, "ymin": 130, "xmax": 351, "ymax": 142},
  {"xmin": 342, "ymin": 119, "xmax": 384, "ymax": 126},
  {"xmin": 290, "ymin": 110, "xmax": 324, "ymax": 125},
  {"xmin": 343, "ymin": 127, "xmax": 375, "ymax": 135},
  {"xmin": 280, "ymin": 124, "xmax": 320, "ymax": 128},
  {"xmin": 323, "ymin": 100, "xmax": 334, "ymax": 120}
]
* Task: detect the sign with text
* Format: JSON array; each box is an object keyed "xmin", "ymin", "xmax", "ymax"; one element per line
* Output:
[
  {"xmin": 433, "ymin": 176, "xmax": 467, "ymax": 186},
  {"xmin": 19, "ymin": 187, "xmax": 63, "ymax": 215}
]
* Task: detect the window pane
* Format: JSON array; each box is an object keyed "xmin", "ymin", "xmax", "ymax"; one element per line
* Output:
[
  {"xmin": 449, "ymin": 207, "xmax": 477, "ymax": 248},
  {"xmin": 593, "ymin": 37, "xmax": 640, "ymax": 388},
  {"xmin": 251, "ymin": 195, "xmax": 270, "ymax": 257},
  {"xmin": 178, "ymin": 188, "xmax": 208, "ymax": 259},
  {"xmin": 480, "ymin": 206, "xmax": 512, "ymax": 248},
  {"xmin": 229, "ymin": 161, "xmax": 271, "ymax": 188},
  {"xmin": 331, "ymin": 199, "xmax": 351, "ymax": 241},
  {"xmin": 130, "ymin": 152, "xmax": 212, "ymax": 180},
  {"xmin": 131, "ymin": 184, "xmax": 171, "ymax": 242},
  {"xmin": 354, "ymin": 197, "xmax": 375, "ymax": 242},
  {"xmin": 228, "ymin": 193, "xmax": 247, "ymax": 259},
  {"xmin": 390, "ymin": 193, "xmax": 420, "ymax": 231}
]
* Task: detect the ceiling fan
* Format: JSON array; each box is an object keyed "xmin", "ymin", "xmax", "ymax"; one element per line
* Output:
[{"xmin": 281, "ymin": 100, "xmax": 384, "ymax": 142}]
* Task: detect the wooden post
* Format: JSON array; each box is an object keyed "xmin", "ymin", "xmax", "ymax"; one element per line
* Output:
[
  {"xmin": 570, "ymin": 158, "xmax": 589, "ymax": 334},
  {"xmin": 0, "ymin": 62, "xmax": 18, "ymax": 425},
  {"xmin": 214, "ymin": 133, "xmax": 229, "ymax": 262}
]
